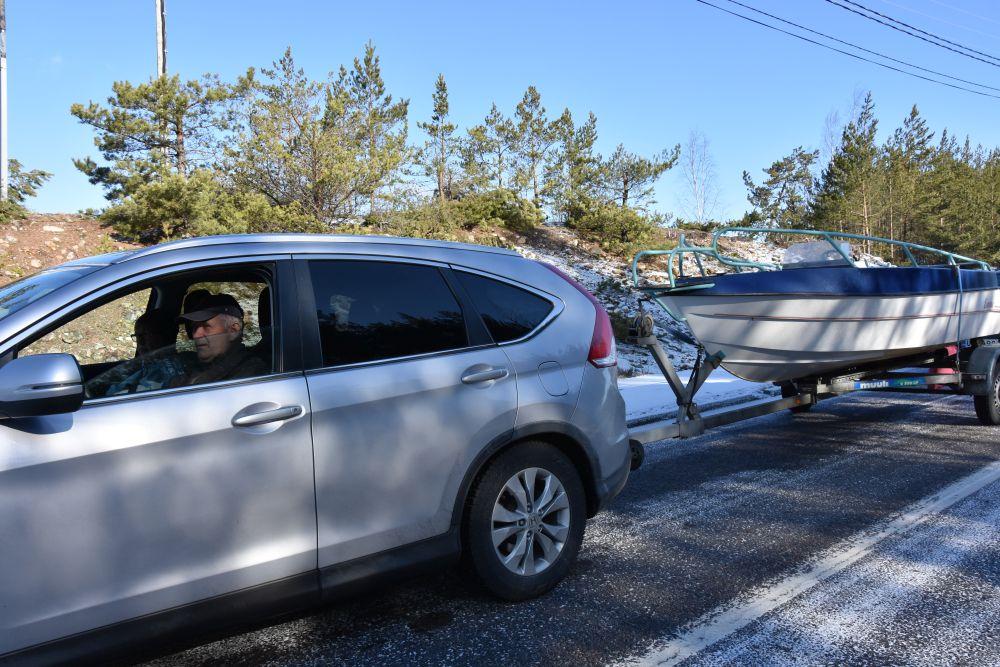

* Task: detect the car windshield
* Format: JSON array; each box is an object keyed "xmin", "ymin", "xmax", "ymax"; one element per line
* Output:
[{"xmin": 0, "ymin": 266, "xmax": 101, "ymax": 323}]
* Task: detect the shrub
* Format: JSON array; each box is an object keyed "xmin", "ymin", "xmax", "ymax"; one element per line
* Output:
[
  {"xmin": 572, "ymin": 202, "xmax": 656, "ymax": 258},
  {"xmin": 0, "ymin": 200, "xmax": 26, "ymax": 225},
  {"xmin": 382, "ymin": 189, "xmax": 541, "ymax": 241},
  {"xmin": 382, "ymin": 203, "xmax": 462, "ymax": 241},
  {"xmin": 103, "ymin": 170, "xmax": 323, "ymax": 243},
  {"xmin": 451, "ymin": 189, "xmax": 543, "ymax": 233}
]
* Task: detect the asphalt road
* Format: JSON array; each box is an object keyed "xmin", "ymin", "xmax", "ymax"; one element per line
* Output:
[{"xmin": 150, "ymin": 392, "xmax": 1000, "ymax": 666}]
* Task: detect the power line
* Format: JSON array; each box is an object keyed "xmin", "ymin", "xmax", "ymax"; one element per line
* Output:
[
  {"xmin": 926, "ymin": 0, "xmax": 1000, "ymax": 29},
  {"xmin": 720, "ymin": 0, "xmax": 1000, "ymax": 93},
  {"xmin": 824, "ymin": 0, "xmax": 1000, "ymax": 68},
  {"xmin": 836, "ymin": 0, "xmax": 1000, "ymax": 61},
  {"xmin": 691, "ymin": 0, "xmax": 1000, "ymax": 99},
  {"xmin": 875, "ymin": 0, "xmax": 1000, "ymax": 42}
]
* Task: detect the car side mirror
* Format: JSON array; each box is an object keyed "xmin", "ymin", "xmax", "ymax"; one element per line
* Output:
[{"xmin": 0, "ymin": 353, "xmax": 84, "ymax": 419}]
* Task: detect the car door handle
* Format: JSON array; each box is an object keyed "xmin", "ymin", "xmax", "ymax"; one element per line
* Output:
[
  {"xmin": 232, "ymin": 405, "xmax": 303, "ymax": 428},
  {"xmin": 461, "ymin": 367, "xmax": 509, "ymax": 384}
]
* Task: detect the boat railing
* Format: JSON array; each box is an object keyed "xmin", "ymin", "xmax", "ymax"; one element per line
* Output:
[{"xmin": 631, "ymin": 227, "xmax": 992, "ymax": 291}]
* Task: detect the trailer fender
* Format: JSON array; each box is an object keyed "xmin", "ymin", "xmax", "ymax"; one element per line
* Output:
[{"xmin": 964, "ymin": 346, "xmax": 1000, "ymax": 396}]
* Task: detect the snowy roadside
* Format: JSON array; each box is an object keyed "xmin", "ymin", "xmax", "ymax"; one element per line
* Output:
[{"xmin": 619, "ymin": 370, "xmax": 779, "ymax": 425}]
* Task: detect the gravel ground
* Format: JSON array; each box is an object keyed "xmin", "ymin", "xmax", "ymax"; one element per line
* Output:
[{"xmin": 148, "ymin": 393, "xmax": 999, "ymax": 666}]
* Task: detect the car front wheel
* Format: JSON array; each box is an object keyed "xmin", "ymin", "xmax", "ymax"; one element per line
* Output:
[{"xmin": 464, "ymin": 441, "xmax": 586, "ymax": 600}]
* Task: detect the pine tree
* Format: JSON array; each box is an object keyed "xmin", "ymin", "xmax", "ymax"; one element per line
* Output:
[
  {"xmin": 7, "ymin": 160, "xmax": 51, "ymax": 205},
  {"xmin": 347, "ymin": 42, "xmax": 409, "ymax": 221},
  {"xmin": 416, "ymin": 74, "xmax": 456, "ymax": 205},
  {"xmin": 544, "ymin": 111, "xmax": 603, "ymax": 221},
  {"xmin": 883, "ymin": 105, "xmax": 935, "ymax": 258},
  {"xmin": 512, "ymin": 86, "xmax": 560, "ymax": 207},
  {"xmin": 462, "ymin": 103, "xmax": 518, "ymax": 192},
  {"xmin": 743, "ymin": 146, "xmax": 818, "ymax": 229},
  {"xmin": 602, "ymin": 143, "xmax": 679, "ymax": 209},
  {"xmin": 811, "ymin": 92, "xmax": 881, "ymax": 251},
  {"xmin": 0, "ymin": 160, "xmax": 51, "ymax": 223},
  {"xmin": 224, "ymin": 48, "xmax": 362, "ymax": 224},
  {"xmin": 71, "ymin": 74, "xmax": 238, "ymax": 201}
]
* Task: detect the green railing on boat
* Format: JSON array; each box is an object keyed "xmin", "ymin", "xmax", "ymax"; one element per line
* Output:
[{"xmin": 631, "ymin": 227, "xmax": 993, "ymax": 291}]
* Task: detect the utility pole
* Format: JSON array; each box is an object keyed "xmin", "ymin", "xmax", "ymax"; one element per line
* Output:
[
  {"xmin": 1, "ymin": 0, "xmax": 8, "ymax": 201},
  {"xmin": 155, "ymin": 0, "xmax": 166, "ymax": 77}
]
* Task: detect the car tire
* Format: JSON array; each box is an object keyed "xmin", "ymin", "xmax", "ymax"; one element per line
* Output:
[
  {"xmin": 973, "ymin": 362, "xmax": 1000, "ymax": 425},
  {"xmin": 463, "ymin": 441, "xmax": 586, "ymax": 601}
]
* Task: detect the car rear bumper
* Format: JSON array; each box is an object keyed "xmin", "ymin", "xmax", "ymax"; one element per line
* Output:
[{"xmin": 592, "ymin": 433, "xmax": 630, "ymax": 513}]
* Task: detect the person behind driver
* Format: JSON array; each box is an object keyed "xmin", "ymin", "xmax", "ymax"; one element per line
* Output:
[
  {"xmin": 91, "ymin": 309, "xmax": 186, "ymax": 397},
  {"xmin": 171, "ymin": 293, "xmax": 267, "ymax": 387}
]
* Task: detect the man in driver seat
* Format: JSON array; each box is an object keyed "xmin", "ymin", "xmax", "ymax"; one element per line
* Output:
[{"xmin": 172, "ymin": 293, "xmax": 267, "ymax": 386}]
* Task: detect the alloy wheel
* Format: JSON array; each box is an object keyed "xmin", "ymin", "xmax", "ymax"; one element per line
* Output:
[{"xmin": 491, "ymin": 466, "xmax": 571, "ymax": 576}]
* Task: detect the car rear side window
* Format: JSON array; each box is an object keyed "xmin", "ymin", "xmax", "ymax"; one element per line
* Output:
[
  {"xmin": 309, "ymin": 260, "xmax": 468, "ymax": 367},
  {"xmin": 455, "ymin": 271, "xmax": 554, "ymax": 343}
]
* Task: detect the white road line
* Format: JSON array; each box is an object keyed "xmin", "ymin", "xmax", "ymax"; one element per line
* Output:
[{"xmin": 621, "ymin": 458, "xmax": 1000, "ymax": 667}]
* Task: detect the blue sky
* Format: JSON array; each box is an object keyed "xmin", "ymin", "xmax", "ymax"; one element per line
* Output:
[{"xmin": 8, "ymin": 0, "xmax": 1000, "ymax": 219}]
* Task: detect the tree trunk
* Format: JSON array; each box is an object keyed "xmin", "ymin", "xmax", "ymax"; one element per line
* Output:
[
  {"xmin": 862, "ymin": 187, "xmax": 871, "ymax": 255},
  {"xmin": 532, "ymin": 161, "xmax": 539, "ymax": 205},
  {"xmin": 175, "ymin": 119, "xmax": 186, "ymax": 175},
  {"xmin": 887, "ymin": 180, "xmax": 894, "ymax": 261},
  {"xmin": 437, "ymin": 132, "xmax": 446, "ymax": 205},
  {"xmin": 369, "ymin": 119, "xmax": 378, "ymax": 222}
]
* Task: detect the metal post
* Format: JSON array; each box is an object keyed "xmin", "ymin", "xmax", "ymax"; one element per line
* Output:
[
  {"xmin": 0, "ymin": 0, "xmax": 8, "ymax": 201},
  {"xmin": 155, "ymin": 0, "xmax": 167, "ymax": 77}
]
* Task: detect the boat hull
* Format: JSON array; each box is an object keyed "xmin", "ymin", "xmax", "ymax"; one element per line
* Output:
[{"xmin": 655, "ymin": 267, "xmax": 1000, "ymax": 383}]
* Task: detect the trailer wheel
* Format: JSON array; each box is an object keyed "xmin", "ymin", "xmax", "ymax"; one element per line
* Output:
[
  {"xmin": 973, "ymin": 362, "xmax": 1000, "ymax": 425},
  {"xmin": 629, "ymin": 439, "xmax": 645, "ymax": 471},
  {"xmin": 781, "ymin": 382, "xmax": 812, "ymax": 414}
]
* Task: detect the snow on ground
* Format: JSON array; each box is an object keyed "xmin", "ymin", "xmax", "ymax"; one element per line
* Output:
[{"xmin": 619, "ymin": 370, "xmax": 778, "ymax": 423}]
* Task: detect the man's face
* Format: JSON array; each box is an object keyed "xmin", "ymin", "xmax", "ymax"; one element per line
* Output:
[{"xmin": 189, "ymin": 315, "xmax": 238, "ymax": 363}]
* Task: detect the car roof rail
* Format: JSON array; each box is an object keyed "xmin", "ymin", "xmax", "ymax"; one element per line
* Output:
[{"xmin": 117, "ymin": 233, "xmax": 521, "ymax": 263}]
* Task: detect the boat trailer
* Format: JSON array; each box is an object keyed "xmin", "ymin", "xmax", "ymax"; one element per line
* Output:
[{"xmin": 625, "ymin": 310, "xmax": 1000, "ymax": 471}]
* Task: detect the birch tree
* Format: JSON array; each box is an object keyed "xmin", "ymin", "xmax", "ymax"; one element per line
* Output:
[{"xmin": 679, "ymin": 130, "xmax": 720, "ymax": 224}]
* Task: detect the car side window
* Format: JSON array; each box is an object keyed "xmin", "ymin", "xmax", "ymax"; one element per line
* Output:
[
  {"xmin": 21, "ymin": 288, "xmax": 154, "ymax": 365},
  {"xmin": 18, "ymin": 272, "xmax": 277, "ymax": 399},
  {"xmin": 454, "ymin": 271, "xmax": 554, "ymax": 343},
  {"xmin": 308, "ymin": 260, "xmax": 468, "ymax": 367}
]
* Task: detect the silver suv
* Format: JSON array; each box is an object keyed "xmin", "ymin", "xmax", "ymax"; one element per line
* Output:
[{"xmin": 0, "ymin": 235, "xmax": 629, "ymax": 663}]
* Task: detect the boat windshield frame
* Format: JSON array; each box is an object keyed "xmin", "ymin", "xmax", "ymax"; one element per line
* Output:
[
  {"xmin": 631, "ymin": 227, "xmax": 993, "ymax": 322},
  {"xmin": 632, "ymin": 227, "xmax": 992, "ymax": 292}
]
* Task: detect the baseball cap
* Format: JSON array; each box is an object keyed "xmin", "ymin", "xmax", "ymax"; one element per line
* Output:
[{"xmin": 178, "ymin": 293, "xmax": 244, "ymax": 324}]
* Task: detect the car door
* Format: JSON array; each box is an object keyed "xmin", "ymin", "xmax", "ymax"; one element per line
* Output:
[
  {"xmin": 0, "ymin": 258, "xmax": 317, "ymax": 656},
  {"xmin": 296, "ymin": 256, "xmax": 518, "ymax": 569}
]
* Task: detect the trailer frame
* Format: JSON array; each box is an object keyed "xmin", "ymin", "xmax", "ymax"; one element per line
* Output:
[{"xmin": 625, "ymin": 310, "xmax": 1000, "ymax": 470}]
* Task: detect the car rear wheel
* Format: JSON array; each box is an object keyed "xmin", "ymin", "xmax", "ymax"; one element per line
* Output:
[
  {"xmin": 463, "ymin": 441, "xmax": 586, "ymax": 600},
  {"xmin": 973, "ymin": 362, "xmax": 1000, "ymax": 425}
]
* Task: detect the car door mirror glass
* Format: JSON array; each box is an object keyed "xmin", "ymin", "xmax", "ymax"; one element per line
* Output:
[{"xmin": 0, "ymin": 353, "xmax": 84, "ymax": 419}]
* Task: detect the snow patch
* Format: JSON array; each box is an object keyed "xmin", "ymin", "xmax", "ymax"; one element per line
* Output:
[{"xmin": 619, "ymin": 371, "xmax": 777, "ymax": 422}]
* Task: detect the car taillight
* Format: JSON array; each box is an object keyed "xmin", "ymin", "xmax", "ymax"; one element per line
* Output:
[{"xmin": 537, "ymin": 261, "xmax": 617, "ymax": 368}]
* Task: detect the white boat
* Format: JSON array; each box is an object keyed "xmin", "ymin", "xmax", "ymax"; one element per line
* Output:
[{"xmin": 633, "ymin": 230, "xmax": 1000, "ymax": 384}]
